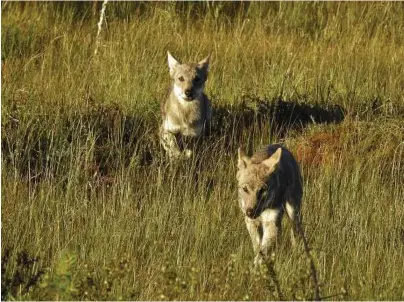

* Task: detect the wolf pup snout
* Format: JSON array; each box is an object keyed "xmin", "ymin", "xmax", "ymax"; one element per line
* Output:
[{"xmin": 245, "ymin": 208, "xmax": 255, "ymax": 219}]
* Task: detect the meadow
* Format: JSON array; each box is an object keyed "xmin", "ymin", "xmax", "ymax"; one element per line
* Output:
[{"xmin": 1, "ymin": 2, "xmax": 404, "ymax": 300}]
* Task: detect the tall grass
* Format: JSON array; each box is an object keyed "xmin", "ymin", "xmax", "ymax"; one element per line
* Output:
[{"xmin": 2, "ymin": 2, "xmax": 404, "ymax": 300}]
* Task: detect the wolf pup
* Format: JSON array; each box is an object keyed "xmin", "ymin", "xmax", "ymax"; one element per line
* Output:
[
  {"xmin": 160, "ymin": 51, "xmax": 211, "ymax": 158},
  {"xmin": 237, "ymin": 144, "xmax": 304, "ymax": 266}
]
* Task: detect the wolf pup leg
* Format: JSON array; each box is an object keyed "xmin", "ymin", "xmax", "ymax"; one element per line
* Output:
[{"xmin": 159, "ymin": 127, "xmax": 182, "ymax": 159}]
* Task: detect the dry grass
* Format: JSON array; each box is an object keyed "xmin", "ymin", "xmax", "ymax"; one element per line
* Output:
[{"xmin": 2, "ymin": 2, "xmax": 404, "ymax": 300}]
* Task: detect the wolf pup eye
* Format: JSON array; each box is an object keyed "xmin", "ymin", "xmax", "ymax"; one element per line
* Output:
[
  {"xmin": 178, "ymin": 76, "xmax": 184, "ymax": 82},
  {"xmin": 194, "ymin": 76, "xmax": 200, "ymax": 83},
  {"xmin": 242, "ymin": 185, "xmax": 249, "ymax": 193}
]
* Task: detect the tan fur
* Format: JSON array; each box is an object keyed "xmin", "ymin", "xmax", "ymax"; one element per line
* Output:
[
  {"xmin": 160, "ymin": 51, "xmax": 211, "ymax": 158},
  {"xmin": 237, "ymin": 144, "xmax": 304, "ymax": 266}
]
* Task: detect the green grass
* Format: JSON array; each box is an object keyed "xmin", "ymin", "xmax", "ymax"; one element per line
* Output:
[{"xmin": 2, "ymin": 2, "xmax": 404, "ymax": 300}]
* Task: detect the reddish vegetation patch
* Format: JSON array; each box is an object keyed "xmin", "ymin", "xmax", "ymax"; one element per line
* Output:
[{"xmin": 295, "ymin": 129, "xmax": 344, "ymax": 167}]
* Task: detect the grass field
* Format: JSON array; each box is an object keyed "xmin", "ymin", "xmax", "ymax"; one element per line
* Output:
[{"xmin": 1, "ymin": 2, "xmax": 404, "ymax": 300}]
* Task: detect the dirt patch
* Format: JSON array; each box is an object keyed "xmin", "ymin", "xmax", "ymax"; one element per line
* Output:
[
  {"xmin": 293, "ymin": 119, "xmax": 404, "ymax": 177},
  {"xmin": 295, "ymin": 130, "xmax": 343, "ymax": 167}
]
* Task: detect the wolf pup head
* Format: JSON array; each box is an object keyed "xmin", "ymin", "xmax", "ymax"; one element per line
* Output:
[
  {"xmin": 167, "ymin": 51, "xmax": 210, "ymax": 102},
  {"xmin": 237, "ymin": 147, "xmax": 282, "ymax": 219}
]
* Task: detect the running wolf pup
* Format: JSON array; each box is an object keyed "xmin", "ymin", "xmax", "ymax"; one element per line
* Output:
[
  {"xmin": 237, "ymin": 144, "xmax": 304, "ymax": 265},
  {"xmin": 160, "ymin": 51, "xmax": 211, "ymax": 158}
]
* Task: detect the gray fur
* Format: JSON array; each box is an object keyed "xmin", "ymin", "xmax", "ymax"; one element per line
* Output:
[
  {"xmin": 237, "ymin": 144, "xmax": 304, "ymax": 265},
  {"xmin": 160, "ymin": 51, "xmax": 211, "ymax": 158}
]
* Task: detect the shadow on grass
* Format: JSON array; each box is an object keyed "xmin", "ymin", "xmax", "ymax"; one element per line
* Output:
[
  {"xmin": 211, "ymin": 95, "xmax": 345, "ymax": 152},
  {"xmin": 2, "ymin": 96, "xmax": 345, "ymax": 180}
]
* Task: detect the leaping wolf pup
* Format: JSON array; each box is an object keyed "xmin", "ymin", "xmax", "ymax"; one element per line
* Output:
[
  {"xmin": 160, "ymin": 51, "xmax": 211, "ymax": 158},
  {"xmin": 237, "ymin": 144, "xmax": 305, "ymax": 266}
]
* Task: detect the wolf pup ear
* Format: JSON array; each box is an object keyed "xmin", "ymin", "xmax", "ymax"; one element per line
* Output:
[
  {"xmin": 198, "ymin": 54, "xmax": 210, "ymax": 72},
  {"xmin": 167, "ymin": 51, "xmax": 180, "ymax": 76},
  {"xmin": 238, "ymin": 147, "xmax": 250, "ymax": 170},
  {"xmin": 262, "ymin": 148, "xmax": 282, "ymax": 173}
]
